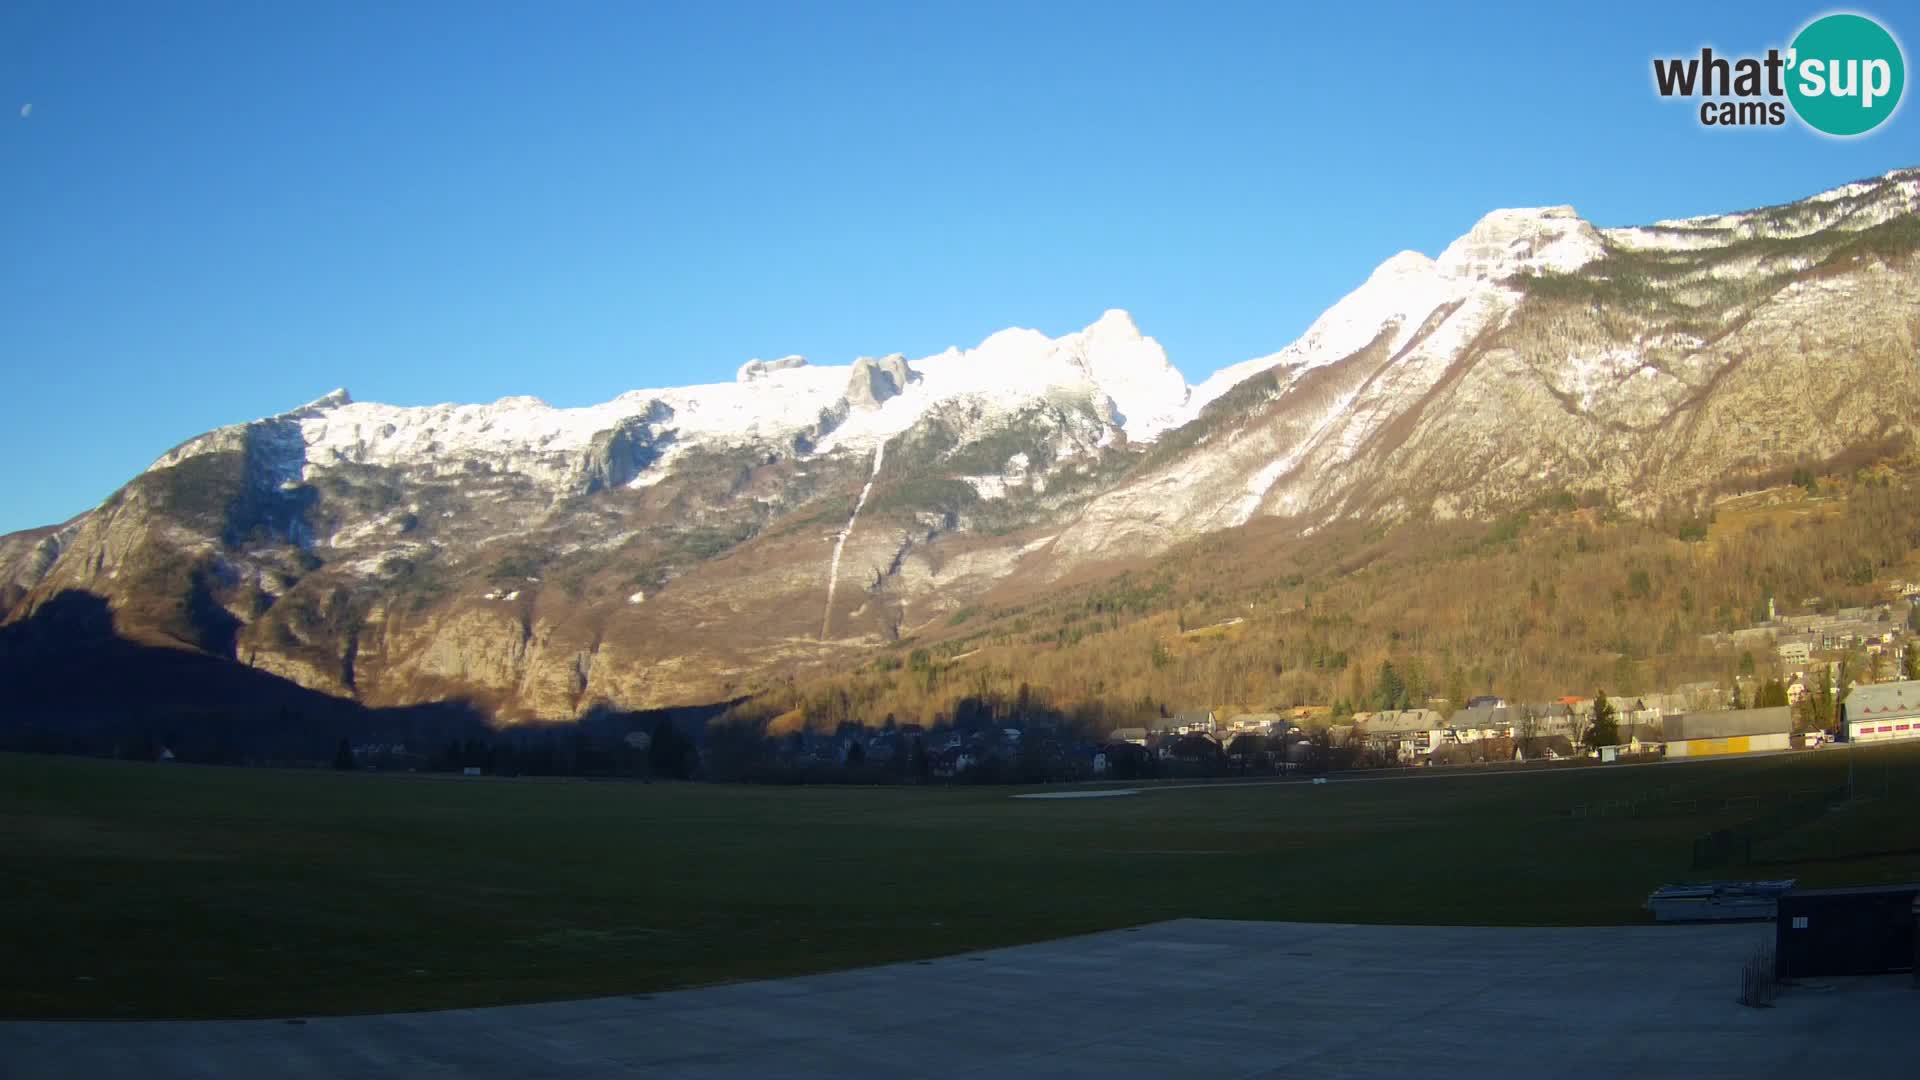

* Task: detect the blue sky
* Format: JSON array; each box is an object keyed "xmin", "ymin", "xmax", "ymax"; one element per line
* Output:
[{"xmin": 1, "ymin": 0, "xmax": 1914, "ymax": 533}]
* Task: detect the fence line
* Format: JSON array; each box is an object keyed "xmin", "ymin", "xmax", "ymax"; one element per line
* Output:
[
  {"xmin": 1564, "ymin": 745, "xmax": 1902, "ymax": 822},
  {"xmin": 1689, "ymin": 783, "xmax": 1854, "ymax": 869},
  {"xmin": 1567, "ymin": 782, "xmax": 1843, "ymax": 822}
]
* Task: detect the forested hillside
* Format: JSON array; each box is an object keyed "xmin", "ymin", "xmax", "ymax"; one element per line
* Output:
[{"xmin": 721, "ymin": 459, "xmax": 1920, "ymax": 735}]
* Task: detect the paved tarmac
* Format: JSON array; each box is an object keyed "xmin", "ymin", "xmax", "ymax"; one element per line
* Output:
[{"xmin": 4, "ymin": 919, "xmax": 1915, "ymax": 1078}]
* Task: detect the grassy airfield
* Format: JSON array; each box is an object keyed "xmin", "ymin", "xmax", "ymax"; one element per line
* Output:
[{"xmin": 3, "ymin": 744, "xmax": 1916, "ymax": 1018}]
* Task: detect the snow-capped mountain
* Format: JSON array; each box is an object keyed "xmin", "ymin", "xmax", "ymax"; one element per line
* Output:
[
  {"xmin": 5, "ymin": 167, "xmax": 1918, "ymax": 720},
  {"xmin": 1053, "ymin": 170, "xmax": 1920, "ymax": 562},
  {"xmin": 144, "ymin": 306, "xmax": 1188, "ymax": 503}
]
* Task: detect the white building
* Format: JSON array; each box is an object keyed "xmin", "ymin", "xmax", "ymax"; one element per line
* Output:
[
  {"xmin": 1224, "ymin": 712, "xmax": 1285, "ymax": 734},
  {"xmin": 1842, "ymin": 680, "xmax": 1920, "ymax": 744},
  {"xmin": 1662, "ymin": 707, "xmax": 1793, "ymax": 758}
]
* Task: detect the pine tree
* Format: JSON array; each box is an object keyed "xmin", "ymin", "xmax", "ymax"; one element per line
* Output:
[
  {"xmin": 1376, "ymin": 661, "xmax": 1404, "ymax": 713},
  {"xmin": 1588, "ymin": 691, "xmax": 1618, "ymax": 750},
  {"xmin": 332, "ymin": 737, "xmax": 354, "ymax": 771}
]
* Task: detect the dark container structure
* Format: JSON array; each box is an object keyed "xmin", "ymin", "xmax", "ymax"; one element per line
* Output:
[{"xmin": 1774, "ymin": 884, "xmax": 1919, "ymax": 979}]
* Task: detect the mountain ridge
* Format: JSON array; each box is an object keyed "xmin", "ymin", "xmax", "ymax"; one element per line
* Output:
[
  {"xmin": 108, "ymin": 165, "xmax": 1920, "ymax": 507},
  {"xmin": 5, "ymin": 166, "xmax": 1917, "ymax": 722}
]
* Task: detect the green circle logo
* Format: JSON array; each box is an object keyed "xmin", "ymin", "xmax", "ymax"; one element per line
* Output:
[{"xmin": 1788, "ymin": 13, "xmax": 1905, "ymax": 136}]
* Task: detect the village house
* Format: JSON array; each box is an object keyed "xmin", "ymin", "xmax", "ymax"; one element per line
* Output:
[
  {"xmin": 1405, "ymin": 724, "xmax": 1492, "ymax": 764},
  {"xmin": 1164, "ymin": 732, "xmax": 1223, "ymax": 768},
  {"xmin": 930, "ymin": 746, "xmax": 976, "ymax": 778},
  {"xmin": 1341, "ymin": 709, "xmax": 1434, "ymax": 762},
  {"xmin": 1841, "ymin": 680, "xmax": 1920, "ymax": 744},
  {"xmin": 1382, "ymin": 708, "xmax": 1447, "ymax": 732},
  {"xmin": 1224, "ymin": 732, "xmax": 1278, "ymax": 771},
  {"xmin": 1674, "ymin": 681, "xmax": 1729, "ymax": 712},
  {"xmin": 1224, "ymin": 712, "xmax": 1285, "ymax": 735},
  {"xmin": 1092, "ymin": 740, "xmax": 1152, "ymax": 777},
  {"xmin": 1638, "ymin": 693, "xmax": 1691, "ymax": 717},
  {"xmin": 1513, "ymin": 733, "xmax": 1577, "ymax": 761},
  {"xmin": 1451, "ymin": 704, "xmax": 1516, "ymax": 732},
  {"xmin": 1169, "ymin": 710, "xmax": 1216, "ymax": 735},
  {"xmin": 1617, "ymin": 700, "xmax": 1663, "ymax": 744},
  {"xmin": 1537, "ymin": 703, "xmax": 1583, "ymax": 740}
]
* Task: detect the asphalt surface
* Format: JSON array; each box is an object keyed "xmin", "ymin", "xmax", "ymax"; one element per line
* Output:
[{"xmin": 5, "ymin": 919, "xmax": 1915, "ymax": 1078}]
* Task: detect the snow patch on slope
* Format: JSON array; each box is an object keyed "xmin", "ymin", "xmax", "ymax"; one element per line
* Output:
[
  {"xmin": 1185, "ymin": 250, "xmax": 1473, "ymax": 417},
  {"xmin": 1180, "ymin": 204, "xmax": 1608, "ymax": 426}
]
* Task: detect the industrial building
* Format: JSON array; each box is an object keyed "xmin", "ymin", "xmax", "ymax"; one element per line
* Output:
[
  {"xmin": 1662, "ymin": 706, "xmax": 1792, "ymax": 757},
  {"xmin": 1841, "ymin": 680, "xmax": 1920, "ymax": 744}
]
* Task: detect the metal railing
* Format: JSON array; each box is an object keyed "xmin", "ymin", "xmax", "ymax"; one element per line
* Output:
[{"xmin": 1739, "ymin": 943, "xmax": 1778, "ymax": 1007}]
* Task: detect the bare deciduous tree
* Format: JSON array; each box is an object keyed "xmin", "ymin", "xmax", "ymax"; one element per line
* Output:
[{"xmin": 1514, "ymin": 708, "xmax": 1540, "ymax": 760}]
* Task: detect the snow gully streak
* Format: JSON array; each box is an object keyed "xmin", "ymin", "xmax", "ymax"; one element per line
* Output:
[{"xmin": 821, "ymin": 439, "xmax": 886, "ymax": 640}]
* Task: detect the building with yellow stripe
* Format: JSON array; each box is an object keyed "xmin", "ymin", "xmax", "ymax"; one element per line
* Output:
[{"xmin": 1663, "ymin": 706, "xmax": 1792, "ymax": 757}]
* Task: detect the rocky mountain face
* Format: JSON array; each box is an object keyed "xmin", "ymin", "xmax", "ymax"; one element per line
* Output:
[
  {"xmin": 5, "ymin": 169, "xmax": 1917, "ymax": 721},
  {"xmin": 1053, "ymin": 173, "xmax": 1920, "ymax": 563}
]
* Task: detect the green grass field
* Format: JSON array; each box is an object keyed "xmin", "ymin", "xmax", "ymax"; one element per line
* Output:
[{"xmin": 4, "ymin": 746, "xmax": 1918, "ymax": 1019}]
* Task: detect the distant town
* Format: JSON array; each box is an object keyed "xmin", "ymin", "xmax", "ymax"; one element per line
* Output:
[
  {"xmin": 1078, "ymin": 588, "xmax": 1920, "ymax": 779},
  {"xmin": 320, "ymin": 589, "xmax": 1920, "ymax": 785}
]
